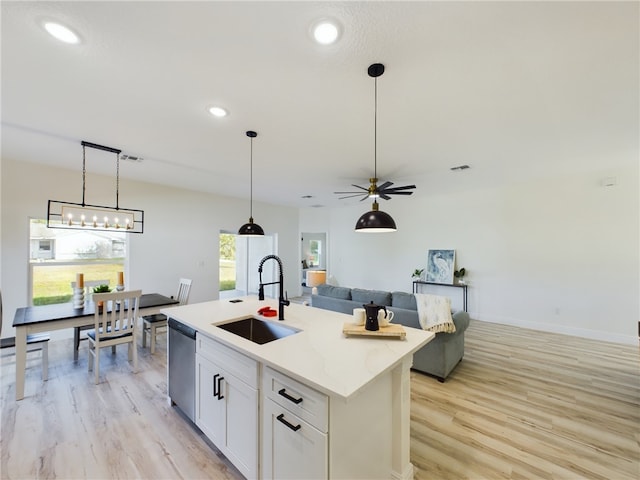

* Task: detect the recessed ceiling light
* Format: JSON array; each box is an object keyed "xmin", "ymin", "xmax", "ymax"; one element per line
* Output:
[
  {"xmin": 208, "ymin": 106, "xmax": 228, "ymax": 117},
  {"xmin": 43, "ymin": 22, "xmax": 80, "ymax": 44},
  {"xmin": 311, "ymin": 19, "xmax": 341, "ymax": 45}
]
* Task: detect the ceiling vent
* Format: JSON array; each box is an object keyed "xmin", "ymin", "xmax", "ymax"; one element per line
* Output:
[
  {"xmin": 121, "ymin": 154, "xmax": 143, "ymax": 163},
  {"xmin": 450, "ymin": 164, "xmax": 470, "ymax": 171}
]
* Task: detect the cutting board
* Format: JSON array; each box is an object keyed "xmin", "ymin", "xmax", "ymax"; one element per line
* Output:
[{"xmin": 342, "ymin": 323, "xmax": 406, "ymax": 339}]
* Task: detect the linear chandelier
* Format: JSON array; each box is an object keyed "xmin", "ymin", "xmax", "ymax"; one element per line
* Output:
[{"xmin": 47, "ymin": 141, "xmax": 144, "ymax": 234}]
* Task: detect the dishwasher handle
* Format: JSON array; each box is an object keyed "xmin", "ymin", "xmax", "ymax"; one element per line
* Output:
[{"xmin": 168, "ymin": 318, "xmax": 197, "ymax": 339}]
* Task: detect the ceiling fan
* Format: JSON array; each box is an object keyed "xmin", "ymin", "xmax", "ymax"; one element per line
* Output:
[
  {"xmin": 335, "ymin": 177, "xmax": 416, "ymax": 201},
  {"xmin": 334, "ymin": 63, "xmax": 417, "ymax": 202}
]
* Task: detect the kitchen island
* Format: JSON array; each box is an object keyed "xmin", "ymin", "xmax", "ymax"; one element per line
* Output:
[{"xmin": 162, "ymin": 297, "xmax": 434, "ymax": 480}]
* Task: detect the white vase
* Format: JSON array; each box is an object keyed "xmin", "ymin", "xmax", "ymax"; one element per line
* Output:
[{"xmin": 72, "ymin": 287, "xmax": 85, "ymax": 309}]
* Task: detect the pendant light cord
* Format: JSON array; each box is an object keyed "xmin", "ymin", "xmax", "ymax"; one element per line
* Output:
[
  {"xmin": 249, "ymin": 136, "xmax": 254, "ymax": 219},
  {"xmin": 116, "ymin": 151, "xmax": 120, "ymax": 209},
  {"xmin": 81, "ymin": 144, "xmax": 87, "ymax": 206},
  {"xmin": 80, "ymin": 141, "xmax": 122, "ymax": 209},
  {"xmin": 374, "ymin": 75, "xmax": 378, "ymax": 179}
]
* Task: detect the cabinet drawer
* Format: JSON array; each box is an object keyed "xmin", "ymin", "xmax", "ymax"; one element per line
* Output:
[
  {"xmin": 263, "ymin": 366, "xmax": 328, "ymax": 432},
  {"xmin": 197, "ymin": 333, "xmax": 258, "ymax": 388},
  {"xmin": 263, "ymin": 397, "xmax": 328, "ymax": 480}
]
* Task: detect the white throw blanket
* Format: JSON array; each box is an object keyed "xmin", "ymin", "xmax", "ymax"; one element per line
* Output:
[{"xmin": 415, "ymin": 293, "xmax": 456, "ymax": 333}]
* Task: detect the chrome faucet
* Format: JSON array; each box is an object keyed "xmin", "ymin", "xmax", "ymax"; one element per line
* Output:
[{"xmin": 258, "ymin": 254, "xmax": 290, "ymax": 320}]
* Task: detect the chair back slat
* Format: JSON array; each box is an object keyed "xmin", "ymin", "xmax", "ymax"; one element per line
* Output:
[
  {"xmin": 176, "ymin": 278, "xmax": 192, "ymax": 305},
  {"xmin": 93, "ymin": 290, "xmax": 142, "ymax": 341}
]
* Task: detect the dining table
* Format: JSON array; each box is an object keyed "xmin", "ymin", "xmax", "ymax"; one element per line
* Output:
[{"xmin": 12, "ymin": 293, "xmax": 178, "ymax": 400}]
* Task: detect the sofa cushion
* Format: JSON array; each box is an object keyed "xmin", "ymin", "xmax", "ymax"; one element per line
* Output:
[
  {"xmin": 316, "ymin": 284, "xmax": 352, "ymax": 300},
  {"xmin": 351, "ymin": 288, "xmax": 392, "ymax": 306},
  {"xmin": 391, "ymin": 291, "xmax": 417, "ymax": 310}
]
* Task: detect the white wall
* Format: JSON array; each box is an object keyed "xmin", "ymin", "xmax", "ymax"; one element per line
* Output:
[
  {"xmin": 1, "ymin": 159, "xmax": 299, "ymax": 338},
  {"xmin": 300, "ymin": 165, "xmax": 639, "ymax": 345},
  {"xmin": 4, "ymin": 158, "xmax": 638, "ymax": 345}
]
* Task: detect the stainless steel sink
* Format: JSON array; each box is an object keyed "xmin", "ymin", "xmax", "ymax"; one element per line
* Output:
[{"xmin": 216, "ymin": 317, "xmax": 300, "ymax": 345}]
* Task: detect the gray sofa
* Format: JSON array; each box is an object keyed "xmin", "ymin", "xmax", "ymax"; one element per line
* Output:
[{"xmin": 311, "ymin": 284, "xmax": 470, "ymax": 381}]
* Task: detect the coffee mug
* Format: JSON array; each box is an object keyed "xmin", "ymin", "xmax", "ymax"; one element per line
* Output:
[
  {"xmin": 352, "ymin": 308, "xmax": 365, "ymax": 326},
  {"xmin": 378, "ymin": 309, "xmax": 395, "ymax": 327}
]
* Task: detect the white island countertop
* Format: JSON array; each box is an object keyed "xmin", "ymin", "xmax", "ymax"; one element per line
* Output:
[{"xmin": 162, "ymin": 296, "xmax": 434, "ymax": 400}]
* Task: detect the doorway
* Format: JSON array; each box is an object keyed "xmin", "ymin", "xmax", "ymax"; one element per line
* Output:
[
  {"xmin": 219, "ymin": 231, "xmax": 276, "ymax": 299},
  {"xmin": 300, "ymin": 232, "xmax": 327, "ymax": 294}
]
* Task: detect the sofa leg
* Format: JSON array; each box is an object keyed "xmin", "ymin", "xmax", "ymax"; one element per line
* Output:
[{"xmin": 437, "ymin": 376, "xmax": 445, "ymax": 383}]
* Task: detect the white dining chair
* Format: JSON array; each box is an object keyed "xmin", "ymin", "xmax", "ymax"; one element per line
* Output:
[
  {"xmin": 142, "ymin": 278, "xmax": 192, "ymax": 354},
  {"xmin": 71, "ymin": 279, "xmax": 110, "ymax": 360},
  {"xmin": 87, "ymin": 289, "xmax": 141, "ymax": 384},
  {"xmin": 0, "ymin": 290, "xmax": 50, "ymax": 381}
]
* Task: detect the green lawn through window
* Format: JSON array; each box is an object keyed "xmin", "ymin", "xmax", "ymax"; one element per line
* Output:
[{"xmin": 32, "ymin": 263, "xmax": 124, "ymax": 305}]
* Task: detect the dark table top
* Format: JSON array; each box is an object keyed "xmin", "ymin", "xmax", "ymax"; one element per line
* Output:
[{"xmin": 13, "ymin": 293, "xmax": 179, "ymax": 327}]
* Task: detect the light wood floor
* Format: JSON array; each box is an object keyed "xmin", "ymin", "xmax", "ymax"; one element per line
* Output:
[{"xmin": 1, "ymin": 321, "xmax": 638, "ymax": 479}]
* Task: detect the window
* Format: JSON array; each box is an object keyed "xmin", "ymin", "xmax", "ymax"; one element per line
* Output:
[
  {"xmin": 219, "ymin": 233, "xmax": 236, "ymax": 292},
  {"xmin": 308, "ymin": 240, "xmax": 321, "ymax": 267},
  {"xmin": 29, "ymin": 219, "xmax": 127, "ymax": 306}
]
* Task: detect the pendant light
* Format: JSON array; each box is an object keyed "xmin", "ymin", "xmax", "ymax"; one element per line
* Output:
[
  {"xmin": 355, "ymin": 63, "xmax": 397, "ymax": 232},
  {"xmin": 238, "ymin": 130, "xmax": 265, "ymax": 236},
  {"xmin": 47, "ymin": 141, "xmax": 144, "ymax": 233},
  {"xmin": 355, "ymin": 199, "xmax": 396, "ymax": 231}
]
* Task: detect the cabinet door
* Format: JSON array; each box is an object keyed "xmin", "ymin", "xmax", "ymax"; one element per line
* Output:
[
  {"xmin": 263, "ymin": 398, "xmax": 327, "ymax": 480},
  {"xmin": 195, "ymin": 354, "xmax": 225, "ymax": 446},
  {"xmin": 224, "ymin": 373, "xmax": 258, "ymax": 479}
]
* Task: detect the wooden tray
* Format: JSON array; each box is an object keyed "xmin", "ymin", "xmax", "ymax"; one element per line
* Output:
[{"xmin": 342, "ymin": 322, "xmax": 406, "ymax": 339}]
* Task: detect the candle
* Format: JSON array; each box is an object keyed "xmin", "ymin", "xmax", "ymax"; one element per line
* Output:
[
  {"xmin": 117, "ymin": 271, "xmax": 124, "ymax": 286},
  {"xmin": 77, "ymin": 273, "xmax": 84, "ymax": 289}
]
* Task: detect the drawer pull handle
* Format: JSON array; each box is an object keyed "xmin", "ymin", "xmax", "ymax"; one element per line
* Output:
[
  {"xmin": 277, "ymin": 413, "xmax": 301, "ymax": 432},
  {"xmin": 213, "ymin": 374, "xmax": 219, "ymax": 398},
  {"xmin": 278, "ymin": 388, "xmax": 303, "ymax": 404},
  {"xmin": 217, "ymin": 375, "xmax": 225, "ymax": 400}
]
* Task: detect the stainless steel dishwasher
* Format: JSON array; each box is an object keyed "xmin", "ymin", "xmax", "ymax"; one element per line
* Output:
[{"xmin": 168, "ymin": 318, "xmax": 196, "ymax": 422}]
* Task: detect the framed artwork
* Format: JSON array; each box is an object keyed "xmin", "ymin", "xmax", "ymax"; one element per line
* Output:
[{"xmin": 426, "ymin": 249, "xmax": 456, "ymax": 284}]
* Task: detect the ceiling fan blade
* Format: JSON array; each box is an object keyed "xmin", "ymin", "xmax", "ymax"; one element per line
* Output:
[
  {"xmin": 380, "ymin": 184, "xmax": 416, "ymax": 192},
  {"xmin": 377, "ymin": 181, "xmax": 393, "ymax": 191},
  {"xmin": 384, "ymin": 191, "xmax": 414, "ymax": 195},
  {"xmin": 334, "ymin": 191, "xmax": 364, "ymax": 194},
  {"xmin": 339, "ymin": 193, "xmax": 368, "ymax": 200},
  {"xmin": 350, "ymin": 184, "xmax": 370, "ymax": 191},
  {"xmin": 378, "ymin": 193, "xmax": 392, "ymax": 200}
]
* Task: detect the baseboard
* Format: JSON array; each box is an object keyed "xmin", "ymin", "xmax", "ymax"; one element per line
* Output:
[{"xmin": 471, "ymin": 314, "xmax": 637, "ymax": 345}]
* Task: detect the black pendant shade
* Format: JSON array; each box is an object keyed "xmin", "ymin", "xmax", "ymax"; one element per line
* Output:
[
  {"xmin": 238, "ymin": 217, "xmax": 265, "ymax": 236},
  {"xmin": 238, "ymin": 130, "xmax": 264, "ymax": 237},
  {"xmin": 355, "ymin": 201, "xmax": 397, "ymax": 232}
]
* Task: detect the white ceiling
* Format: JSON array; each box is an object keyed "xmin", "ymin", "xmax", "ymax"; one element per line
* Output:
[{"xmin": 2, "ymin": 1, "xmax": 638, "ymax": 208}]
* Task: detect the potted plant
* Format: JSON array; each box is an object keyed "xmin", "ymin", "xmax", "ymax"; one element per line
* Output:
[
  {"xmin": 92, "ymin": 284, "xmax": 111, "ymax": 309},
  {"xmin": 412, "ymin": 268, "xmax": 424, "ymax": 281},
  {"xmin": 454, "ymin": 268, "xmax": 467, "ymax": 284}
]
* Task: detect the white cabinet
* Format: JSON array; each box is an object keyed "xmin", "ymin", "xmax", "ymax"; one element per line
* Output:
[
  {"xmin": 195, "ymin": 334, "xmax": 258, "ymax": 479},
  {"xmin": 195, "ymin": 354, "xmax": 225, "ymax": 446},
  {"xmin": 194, "ymin": 332, "xmax": 398, "ymax": 480},
  {"xmin": 263, "ymin": 398, "xmax": 327, "ymax": 479},
  {"xmin": 262, "ymin": 367, "xmax": 328, "ymax": 480}
]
